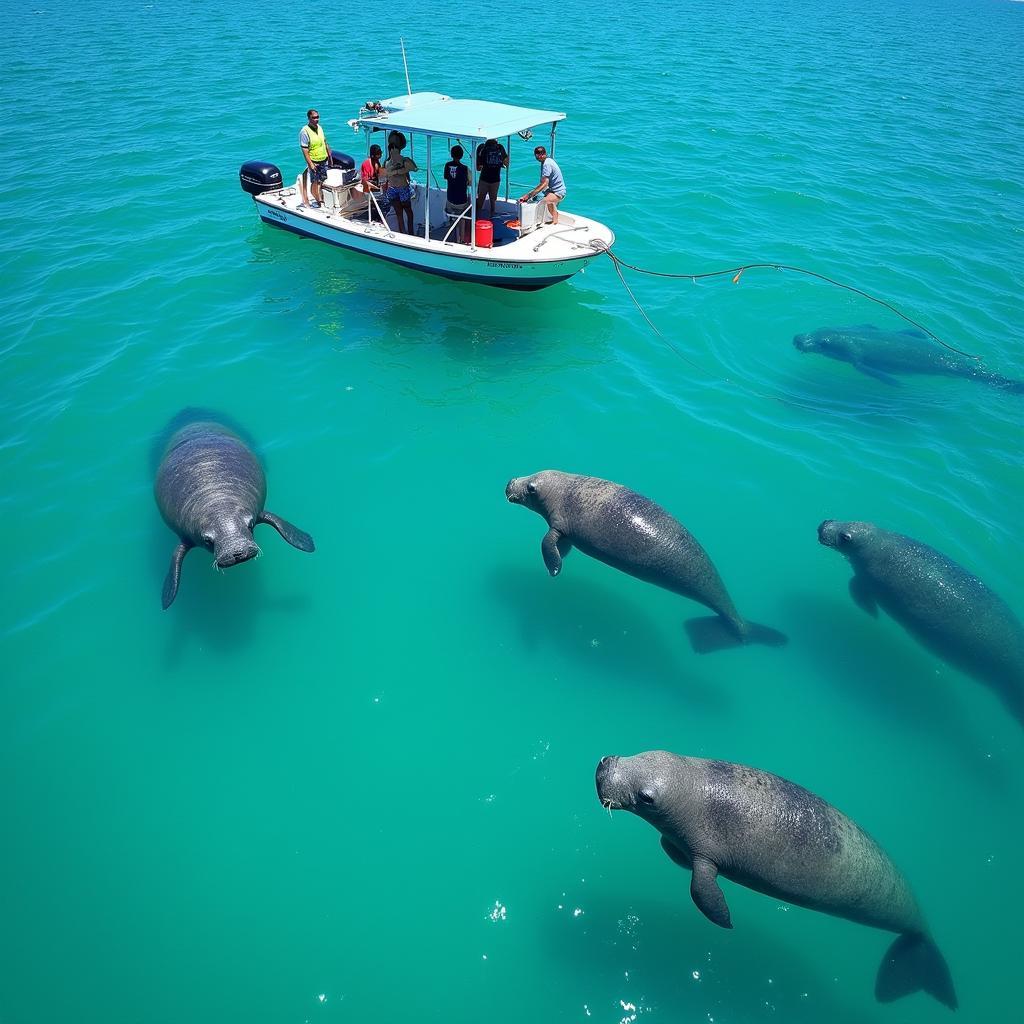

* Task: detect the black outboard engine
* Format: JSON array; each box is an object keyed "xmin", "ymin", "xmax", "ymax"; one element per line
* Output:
[
  {"xmin": 239, "ymin": 160, "xmax": 283, "ymax": 197},
  {"xmin": 330, "ymin": 151, "xmax": 357, "ymax": 185}
]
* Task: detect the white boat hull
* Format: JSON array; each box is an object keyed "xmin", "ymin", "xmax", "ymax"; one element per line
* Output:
[{"xmin": 251, "ymin": 184, "xmax": 613, "ymax": 291}]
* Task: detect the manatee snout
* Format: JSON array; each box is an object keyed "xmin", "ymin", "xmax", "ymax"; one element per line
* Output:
[
  {"xmin": 215, "ymin": 538, "xmax": 259, "ymax": 568},
  {"xmin": 505, "ymin": 477, "xmax": 523, "ymax": 503},
  {"xmin": 817, "ymin": 519, "xmax": 839, "ymax": 546},
  {"xmin": 793, "ymin": 332, "xmax": 815, "ymax": 352},
  {"xmin": 595, "ymin": 755, "xmax": 624, "ymax": 808}
]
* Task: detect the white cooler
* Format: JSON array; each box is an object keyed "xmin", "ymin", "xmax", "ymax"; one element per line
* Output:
[{"xmin": 321, "ymin": 168, "xmax": 351, "ymax": 212}]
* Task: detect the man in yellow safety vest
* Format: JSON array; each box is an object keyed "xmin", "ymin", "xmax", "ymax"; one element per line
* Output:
[{"xmin": 299, "ymin": 108, "xmax": 332, "ymax": 210}]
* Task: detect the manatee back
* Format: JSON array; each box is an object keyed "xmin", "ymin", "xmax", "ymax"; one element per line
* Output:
[
  {"xmin": 818, "ymin": 326, "xmax": 966, "ymax": 374},
  {"xmin": 149, "ymin": 407, "xmax": 260, "ymax": 477},
  {"xmin": 855, "ymin": 328, "xmax": 968, "ymax": 373},
  {"xmin": 559, "ymin": 478, "xmax": 734, "ymax": 612},
  {"xmin": 852, "ymin": 529, "xmax": 1024, "ymax": 687},
  {"xmin": 689, "ymin": 759, "xmax": 923, "ymax": 934},
  {"xmin": 155, "ymin": 421, "xmax": 266, "ymax": 539}
]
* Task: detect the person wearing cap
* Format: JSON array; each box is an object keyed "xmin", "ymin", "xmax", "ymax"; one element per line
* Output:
[
  {"xmin": 475, "ymin": 138, "xmax": 508, "ymax": 219},
  {"xmin": 299, "ymin": 108, "xmax": 332, "ymax": 209},
  {"xmin": 519, "ymin": 145, "xmax": 565, "ymax": 226}
]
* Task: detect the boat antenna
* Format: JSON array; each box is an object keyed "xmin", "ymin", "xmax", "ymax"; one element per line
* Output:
[{"xmin": 400, "ymin": 37, "xmax": 412, "ymax": 96}]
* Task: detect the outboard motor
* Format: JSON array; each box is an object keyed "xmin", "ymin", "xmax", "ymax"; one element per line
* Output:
[
  {"xmin": 239, "ymin": 160, "xmax": 283, "ymax": 197},
  {"xmin": 330, "ymin": 151, "xmax": 357, "ymax": 185}
]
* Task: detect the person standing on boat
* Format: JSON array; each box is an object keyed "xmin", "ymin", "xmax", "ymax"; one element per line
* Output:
[
  {"xmin": 476, "ymin": 138, "xmax": 508, "ymax": 219},
  {"xmin": 299, "ymin": 109, "xmax": 332, "ymax": 209},
  {"xmin": 443, "ymin": 145, "xmax": 471, "ymax": 243},
  {"xmin": 519, "ymin": 145, "xmax": 565, "ymax": 226},
  {"xmin": 383, "ymin": 133, "xmax": 418, "ymax": 234}
]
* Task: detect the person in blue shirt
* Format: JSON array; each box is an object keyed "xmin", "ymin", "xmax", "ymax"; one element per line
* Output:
[
  {"xmin": 443, "ymin": 145, "xmax": 471, "ymax": 243},
  {"xmin": 519, "ymin": 145, "xmax": 566, "ymax": 226}
]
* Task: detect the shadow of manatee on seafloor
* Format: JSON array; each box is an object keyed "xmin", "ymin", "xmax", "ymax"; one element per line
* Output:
[
  {"xmin": 783, "ymin": 590, "xmax": 1010, "ymax": 789},
  {"xmin": 489, "ymin": 563, "xmax": 731, "ymax": 716},
  {"xmin": 544, "ymin": 886, "xmax": 879, "ymax": 1024},
  {"xmin": 148, "ymin": 517, "xmax": 311, "ymax": 668}
]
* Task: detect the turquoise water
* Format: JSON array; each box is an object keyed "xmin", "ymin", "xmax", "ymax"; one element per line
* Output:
[{"xmin": 2, "ymin": 0, "xmax": 1022, "ymax": 1020}]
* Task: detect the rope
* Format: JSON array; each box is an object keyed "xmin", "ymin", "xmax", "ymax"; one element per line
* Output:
[
  {"xmin": 606, "ymin": 256, "xmax": 824, "ymax": 412},
  {"xmin": 589, "ymin": 241, "xmax": 979, "ymax": 361}
]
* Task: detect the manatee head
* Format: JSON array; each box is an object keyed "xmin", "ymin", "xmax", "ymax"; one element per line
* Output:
[
  {"xmin": 596, "ymin": 751, "xmax": 684, "ymax": 825},
  {"xmin": 817, "ymin": 519, "xmax": 876, "ymax": 555},
  {"xmin": 197, "ymin": 509, "xmax": 260, "ymax": 568},
  {"xmin": 505, "ymin": 470, "xmax": 564, "ymax": 516},
  {"xmin": 793, "ymin": 328, "xmax": 851, "ymax": 358}
]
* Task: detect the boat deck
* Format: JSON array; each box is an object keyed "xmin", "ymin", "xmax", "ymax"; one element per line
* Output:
[{"xmin": 256, "ymin": 181, "xmax": 613, "ymax": 265}]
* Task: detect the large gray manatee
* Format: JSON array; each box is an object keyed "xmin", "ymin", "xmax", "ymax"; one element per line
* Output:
[
  {"xmin": 505, "ymin": 470, "xmax": 785, "ymax": 652},
  {"xmin": 596, "ymin": 751, "xmax": 957, "ymax": 1010},
  {"xmin": 818, "ymin": 519, "xmax": 1024, "ymax": 727},
  {"xmin": 794, "ymin": 323, "xmax": 1024, "ymax": 392},
  {"xmin": 154, "ymin": 420, "xmax": 315, "ymax": 609}
]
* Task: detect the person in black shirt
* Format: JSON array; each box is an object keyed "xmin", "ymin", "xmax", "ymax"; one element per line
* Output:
[
  {"xmin": 475, "ymin": 137, "xmax": 508, "ymax": 219},
  {"xmin": 444, "ymin": 145, "xmax": 471, "ymax": 243}
]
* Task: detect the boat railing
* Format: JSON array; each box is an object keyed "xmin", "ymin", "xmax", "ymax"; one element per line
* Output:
[
  {"xmin": 366, "ymin": 190, "xmax": 395, "ymax": 235},
  {"xmin": 441, "ymin": 206, "xmax": 472, "ymax": 245},
  {"xmin": 331, "ymin": 182, "xmax": 563, "ymax": 247}
]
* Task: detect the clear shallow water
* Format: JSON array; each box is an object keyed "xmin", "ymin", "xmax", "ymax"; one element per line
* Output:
[{"xmin": 1, "ymin": 1, "xmax": 1022, "ymax": 1021}]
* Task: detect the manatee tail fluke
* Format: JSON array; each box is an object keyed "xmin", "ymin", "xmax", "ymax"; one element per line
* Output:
[
  {"xmin": 684, "ymin": 616, "xmax": 788, "ymax": 654},
  {"xmin": 876, "ymin": 933, "xmax": 958, "ymax": 1011}
]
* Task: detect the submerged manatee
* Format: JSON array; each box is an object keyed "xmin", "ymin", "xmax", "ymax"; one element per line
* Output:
[
  {"xmin": 793, "ymin": 324, "xmax": 1023, "ymax": 392},
  {"xmin": 154, "ymin": 418, "xmax": 315, "ymax": 608},
  {"xmin": 818, "ymin": 519, "xmax": 1024, "ymax": 726},
  {"xmin": 505, "ymin": 470, "xmax": 786, "ymax": 652},
  {"xmin": 596, "ymin": 751, "xmax": 957, "ymax": 1010}
]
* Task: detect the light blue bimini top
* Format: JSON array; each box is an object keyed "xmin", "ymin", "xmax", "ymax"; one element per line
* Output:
[{"xmin": 352, "ymin": 92, "xmax": 566, "ymax": 143}]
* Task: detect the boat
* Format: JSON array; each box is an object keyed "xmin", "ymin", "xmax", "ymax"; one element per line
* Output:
[{"xmin": 239, "ymin": 91, "xmax": 614, "ymax": 291}]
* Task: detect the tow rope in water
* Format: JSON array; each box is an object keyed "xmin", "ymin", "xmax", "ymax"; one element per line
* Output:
[
  {"xmin": 588, "ymin": 241, "xmax": 979, "ymax": 362},
  {"xmin": 603, "ymin": 253, "xmax": 821, "ymax": 411}
]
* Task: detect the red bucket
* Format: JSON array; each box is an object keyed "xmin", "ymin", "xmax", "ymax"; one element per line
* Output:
[{"xmin": 474, "ymin": 219, "xmax": 493, "ymax": 248}]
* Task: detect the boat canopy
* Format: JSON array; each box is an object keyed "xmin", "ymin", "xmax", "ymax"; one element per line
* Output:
[{"xmin": 351, "ymin": 91, "xmax": 566, "ymax": 143}]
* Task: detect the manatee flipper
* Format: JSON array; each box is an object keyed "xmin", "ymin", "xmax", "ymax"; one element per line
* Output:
[
  {"xmin": 684, "ymin": 616, "xmax": 787, "ymax": 654},
  {"xmin": 162, "ymin": 542, "xmax": 192, "ymax": 610},
  {"xmin": 660, "ymin": 834, "xmax": 693, "ymax": 869},
  {"xmin": 690, "ymin": 854, "xmax": 732, "ymax": 929},
  {"xmin": 541, "ymin": 528, "xmax": 572, "ymax": 577},
  {"xmin": 258, "ymin": 511, "xmax": 315, "ymax": 552},
  {"xmin": 876, "ymin": 933, "xmax": 957, "ymax": 1010},
  {"xmin": 849, "ymin": 574, "xmax": 879, "ymax": 617},
  {"xmin": 853, "ymin": 362, "xmax": 902, "ymax": 387}
]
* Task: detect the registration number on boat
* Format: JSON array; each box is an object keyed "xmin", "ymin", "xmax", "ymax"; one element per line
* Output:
[{"xmin": 485, "ymin": 261, "xmax": 523, "ymax": 270}]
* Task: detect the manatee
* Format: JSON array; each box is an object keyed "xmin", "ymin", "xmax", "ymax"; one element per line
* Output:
[
  {"xmin": 596, "ymin": 751, "xmax": 957, "ymax": 1010},
  {"xmin": 793, "ymin": 324, "xmax": 1023, "ymax": 391},
  {"xmin": 154, "ymin": 418, "xmax": 315, "ymax": 609},
  {"xmin": 818, "ymin": 519, "xmax": 1024, "ymax": 726},
  {"xmin": 505, "ymin": 470, "xmax": 786, "ymax": 652}
]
